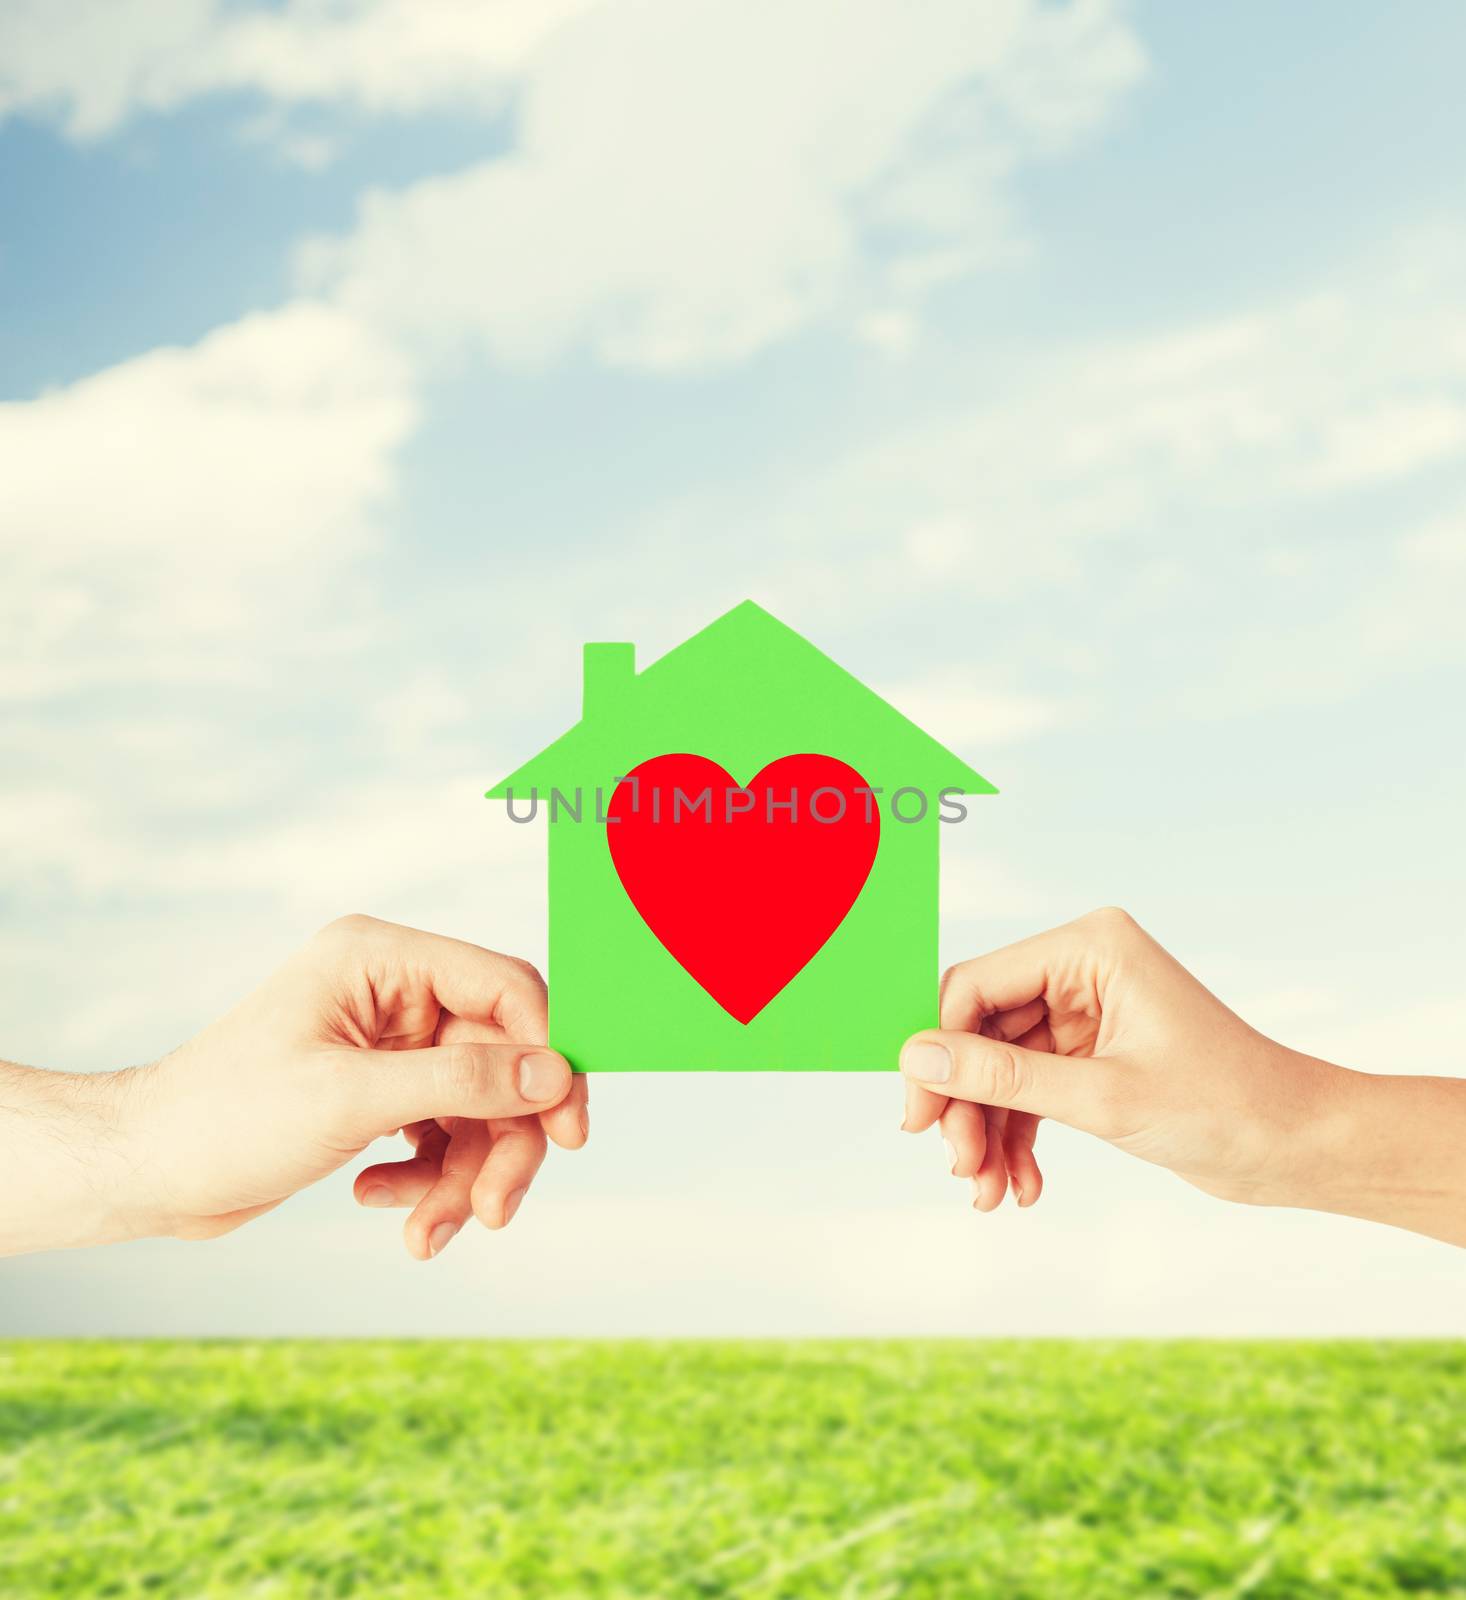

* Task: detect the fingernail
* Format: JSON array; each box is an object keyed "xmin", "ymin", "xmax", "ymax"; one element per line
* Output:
[
  {"xmin": 428, "ymin": 1220, "xmax": 460, "ymax": 1257},
  {"xmin": 360, "ymin": 1184, "xmax": 395, "ymax": 1208},
  {"xmin": 1013, "ymin": 1183, "xmax": 1026, "ymax": 1205},
  {"xmin": 579, "ymin": 1107, "xmax": 590, "ymax": 1142},
  {"xmin": 901, "ymin": 1041, "xmax": 952, "ymax": 1083},
  {"xmin": 519, "ymin": 1052, "xmax": 564, "ymax": 1100},
  {"xmin": 503, "ymin": 1187, "xmax": 527, "ymax": 1226},
  {"xmin": 899, "ymin": 1115, "xmax": 912, "ymax": 1132},
  {"xmin": 942, "ymin": 1137, "xmax": 958, "ymax": 1173}
]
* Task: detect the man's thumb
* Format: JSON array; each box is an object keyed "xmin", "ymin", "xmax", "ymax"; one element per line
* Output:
[
  {"xmin": 339, "ymin": 1041, "xmax": 572, "ymax": 1136},
  {"xmin": 899, "ymin": 1029, "xmax": 1114, "ymax": 1133}
]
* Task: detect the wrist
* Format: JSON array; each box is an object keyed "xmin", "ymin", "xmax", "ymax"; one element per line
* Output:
[
  {"xmin": 1222, "ymin": 1047, "xmax": 1363, "ymax": 1214},
  {"xmin": 1260, "ymin": 1053, "xmax": 1392, "ymax": 1217}
]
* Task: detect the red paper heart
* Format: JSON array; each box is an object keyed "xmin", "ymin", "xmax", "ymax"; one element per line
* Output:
[{"xmin": 607, "ymin": 752, "xmax": 880, "ymax": 1024}]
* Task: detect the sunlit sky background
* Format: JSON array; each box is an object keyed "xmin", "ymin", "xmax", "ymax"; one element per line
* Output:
[{"xmin": 3, "ymin": 0, "xmax": 1465, "ymax": 1335}]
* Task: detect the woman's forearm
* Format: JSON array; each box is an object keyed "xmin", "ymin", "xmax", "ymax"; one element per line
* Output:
[{"xmin": 1298, "ymin": 1067, "xmax": 1466, "ymax": 1247}]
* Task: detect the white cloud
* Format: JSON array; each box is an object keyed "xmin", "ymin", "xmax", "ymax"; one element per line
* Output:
[
  {"xmin": 654, "ymin": 228, "xmax": 1466, "ymax": 683},
  {"xmin": 384, "ymin": 223, "xmax": 1466, "ymax": 768},
  {"xmin": 365, "ymin": 202, "xmax": 1466, "ymax": 732},
  {"xmin": 912, "ymin": 286, "xmax": 1466, "ymax": 543},
  {"xmin": 1302, "ymin": 398, "xmax": 1466, "ymax": 490},
  {"xmin": 162, "ymin": 773, "xmax": 544, "ymax": 926},
  {"xmin": 854, "ymin": 309, "xmax": 921, "ymax": 359},
  {"xmin": 939, "ymin": 846, "xmax": 1053, "ymax": 927},
  {"xmin": 0, "ymin": 0, "xmax": 593, "ymax": 137},
  {"xmin": 296, "ymin": 0, "xmax": 1144, "ymax": 370},
  {"xmin": 879, "ymin": 676, "xmax": 1067, "ymax": 747},
  {"xmin": 0, "ymin": 768, "xmax": 535, "ymax": 910},
  {"xmin": 1403, "ymin": 508, "xmax": 1466, "ymax": 567},
  {"xmin": 910, "ymin": 244, "xmax": 1466, "ymax": 535},
  {"xmin": 0, "ymin": 300, "xmax": 415, "ymax": 699},
  {"xmin": 2, "ymin": 1, "xmax": 1146, "ymax": 379}
]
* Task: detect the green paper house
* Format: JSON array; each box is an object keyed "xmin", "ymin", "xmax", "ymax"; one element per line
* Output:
[{"xmin": 487, "ymin": 600, "xmax": 994, "ymax": 1071}]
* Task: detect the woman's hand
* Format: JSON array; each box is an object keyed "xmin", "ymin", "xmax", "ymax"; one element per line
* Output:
[
  {"xmin": 0, "ymin": 915, "xmax": 586, "ymax": 1259},
  {"xmin": 901, "ymin": 907, "xmax": 1466, "ymax": 1246}
]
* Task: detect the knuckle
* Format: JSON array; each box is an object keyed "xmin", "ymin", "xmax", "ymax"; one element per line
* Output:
[
  {"xmin": 317, "ymin": 912, "xmax": 380, "ymax": 946},
  {"xmin": 938, "ymin": 961, "xmax": 978, "ymax": 1023},
  {"xmin": 980, "ymin": 1042, "xmax": 1027, "ymax": 1106},
  {"xmin": 437, "ymin": 1042, "xmax": 493, "ymax": 1107},
  {"xmin": 510, "ymin": 956, "xmax": 546, "ymax": 992},
  {"xmin": 941, "ymin": 958, "xmax": 979, "ymax": 991},
  {"xmin": 1084, "ymin": 905, "xmax": 1137, "ymax": 941}
]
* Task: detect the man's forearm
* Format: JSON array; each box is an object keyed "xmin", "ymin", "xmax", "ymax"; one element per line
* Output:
[{"xmin": 0, "ymin": 1061, "xmax": 149, "ymax": 1256}]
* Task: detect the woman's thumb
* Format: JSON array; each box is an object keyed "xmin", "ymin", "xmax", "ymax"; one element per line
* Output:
[{"xmin": 899, "ymin": 1029, "xmax": 1116, "ymax": 1134}]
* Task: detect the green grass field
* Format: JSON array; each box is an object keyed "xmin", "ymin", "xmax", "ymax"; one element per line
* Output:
[{"xmin": 2, "ymin": 1341, "xmax": 1463, "ymax": 1598}]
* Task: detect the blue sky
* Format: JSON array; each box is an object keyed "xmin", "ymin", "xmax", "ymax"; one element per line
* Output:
[{"xmin": 2, "ymin": 0, "xmax": 1465, "ymax": 1335}]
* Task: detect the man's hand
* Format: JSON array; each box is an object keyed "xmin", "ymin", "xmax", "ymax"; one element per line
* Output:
[
  {"xmin": 1, "ymin": 916, "xmax": 585, "ymax": 1259},
  {"xmin": 900, "ymin": 907, "xmax": 1466, "ymax": 1247}
]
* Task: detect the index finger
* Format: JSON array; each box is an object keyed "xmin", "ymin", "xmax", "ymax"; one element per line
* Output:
[
  {"xmin": 538, "ymin": 1071, "xmax": 589, "ymax": 1150},
  {"xmin": 941, "ymin": 940, "xmax": 1056, "ymax": 1032},
  {"xmin": 328, "ymin": 916, "xmax": 549, "ymax": 1041},
  {"xmin": 419, "ymin": 935, "xmax": 546, "ymax": 1042},
  {"xmin": 940, "ymin": 913, "xmax": 1105, "ymax": 1032}
]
